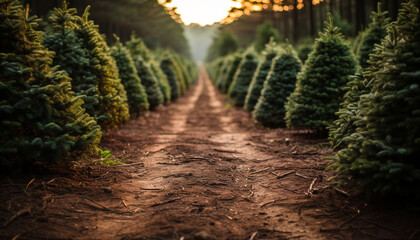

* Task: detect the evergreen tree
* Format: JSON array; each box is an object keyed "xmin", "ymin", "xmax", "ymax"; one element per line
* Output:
[
  {"xmin": 216, "ymin": 57, "xmax": 232, "ymax": 90},
  {"xmin": 160, "ymin": 56, "xmax": 181, "ymax": 100},
  {"xmin": 244, "ymin": 40, "xmax": 281, "ymax": 111},
  {"xmin": 228, "ymin": 50, "xmax": 259, "ymax": 107},
  {"xmin": 255, "ymin": 21, "xmax": 280, "ymax": 53},
  {"xmin": 110, "ymin": 35, "xmax": 149, "ymax": 115},
  {"xmin": 0, "ymin": 1, "xmax": 101, "ymax": 169},
  {"xmin": 253, "ymin": 44, "xmax": 302, "ymax": 127},
  {"xmin": 222, "ymin": 53, "xmax": 242, "ymax": 93},
  {"xmin": 150, "ymin": 60, "xmax": 171, "ymax": 104},
  {"xmin": 285, "ymin": 15, "xmax": 357, "ymax": 132},
  {"xmin": 134, "ymin": 58, "xmax": 163, "ymax": 109},
  {"xmin": 328, "ymin": 5, "xmax": 390, "ymax": 149},
  {"xmin": 358, "ymin": 3, "xmax": 390, "ymax": 69},
  {"xmin": 329, "ymin": 0, "xmax": 420, "ymax": 196},
  {"xmin": 75, "ymin": 7, "xmax": 130, "ymax": 128},
  {"xmin": 127, "ymin": 35, "xmax": 164, "ymax": 109},
  {"xmin": 172, "ymin": 53, "xmax": 189, "ymax": 91},
  {"xmin": 43, "ymin": 2, "xmax": 104, "ymax": 122},
  {"xmin": 217, "ymin": 31, "xmax": 239, "ymax": 58}
]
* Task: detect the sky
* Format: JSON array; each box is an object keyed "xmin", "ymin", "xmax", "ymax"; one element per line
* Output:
[{"xmin": 165, "ymin": 0, "xmax": 241, "ymax": 26}]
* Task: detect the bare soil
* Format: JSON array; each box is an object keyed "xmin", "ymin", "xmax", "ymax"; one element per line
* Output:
[{"xmin": 1, "ymin": 68, "xmax": 419, "ymax": 240}]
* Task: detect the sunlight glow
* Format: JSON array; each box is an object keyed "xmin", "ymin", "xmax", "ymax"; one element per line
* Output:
[{"xmin": 165, "ymin": 0, "xmax": 241, "ymax": 26}]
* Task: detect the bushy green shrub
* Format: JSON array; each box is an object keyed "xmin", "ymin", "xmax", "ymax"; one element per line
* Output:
[
  {"xmin": 285, "ymin": 15, "xmax": 357, "ymax": 132},
  {"xmin": 216, "ymin": 57, "xmax": 232, "ymax": 90},
  {"xmin": 253, "ymin": 44, "xmax": 302, "ymax": 127},
  {"xmin": 228, "ymin": 51, "xmax": 259, "ymax": 107},
  {"xmin": 0, "ymin": 1, "xmax": 101, "ymax": 169},
  {"xmin": 110, "ymin": 36, "xmax": 149, "ymax": 115},
  {"xmin": 134, "ymin": 58, "xmax": 163, "ymax": 109},
  {"xmin": 244, "ymin": 40, "xmax": 281, "ymax": 112},
  {"xmin": 328, "ymin": 0, "xmax": 420, "ymax": 196},
  {"xmin": 75, "ymin": 7, "xmax": 130, "ymax": 128}
]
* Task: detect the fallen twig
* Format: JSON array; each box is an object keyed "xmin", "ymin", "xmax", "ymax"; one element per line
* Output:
[
  {"xmin": 250, "ymin": 167, "xmax": 270, "ymax": 175},
  {"xmin": 295, "ymin": 172, "xmax": 311, "ymax": 179},
  {"xmin": 260, "ymin": 200, "xmax": 276, "ymax": 208},
  {"xmin": 276, "ymin": 170, "xmax": 295, "ymax": 179},
  {"xmin": 2, "ymin": 208, "xmax": 30, "ymax": 228},
  {"xmin": 249, "ymin": 232, "xmax": 258, "ymax": 240},
  {"xmin": 334, "ymin": 187, "xmax": 350, "ymax": 197},
  {"xmin": 151, "ymin": 197, "xmax": 181, "ymax": 207},
  {"xmin": 306, "ymin": 177, "xmax": 318, "ymax": 197},
  {"xmin": 112, "ymin": 162, "xmax": 144, "ymax": 167},
  {"xmin": 140, "ymin": 187, "xmax": 162, "ymax": 191},
  {"xmin": 213, "ymin": 148, "xmax": 238, "ymax": 153}
]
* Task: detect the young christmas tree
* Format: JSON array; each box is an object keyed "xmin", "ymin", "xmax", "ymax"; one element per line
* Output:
[
  {"xmin": 43, "ymin": 2, "xmax": 104, "ymax": 122},
  {"xmin": 222, "ymin": 53, "xmax": 242, "ymax": 94},
  {"xmin": 110, "ymin": 35, "xmax": 149, "ymax": 115},
  {"xmin": 244, "ymin": 40, "xmax": 281, "ymax": 112},
  {"xmin": 160, "ymin": 55, "xmax": 182, "ymax": 100},
  {"xmin": 358, "ymin": 3, "xmax": 390, "ymax": 69},
  {"xmin": 228, "ymin": 50, "xmax": 259, "ymax": 107},
  {"xmin": 329, "ymin": 0, "xmax": 420, "ymax": 196},
  {"xmin": 0, "ymin": 1, "xmax": 101, "ymax": 169},
  {"xmin": 173, "ymin": 53, "xmax": 191, "ymax": 90},
  {"xmin": 255, "ymin": 21, "xmax": 280, "ymax": 53},
  {"xmin": 253, "ymin": 44, "xmax": 302, "ymax": 127},
  {"xmin": 134, "ymin": 57, "xmax": 163, "ymax": 109},
  {"xmin": 75, "ymin": 7, "xmax": 130, "ymax": 128},
  {"xmin": 216, "ymin": 57, "xmax": 232, "ymax": 90},
  {"xmin": 150, "ymin": 59, "xmax": 171, "ymax": 104},
  {"xmin": 328, "ymin": 5, "xmax": 390, "ymax": 149},
  {"xmin": 285, "ymin": 15, "xmax": 357, "ymax": 132},
  {"xmin": 126, "ymin": 35, "xmax": 163, "ymax": 109}
]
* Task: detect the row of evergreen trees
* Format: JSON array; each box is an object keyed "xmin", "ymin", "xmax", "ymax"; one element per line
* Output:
[
  {"xmin": 208, "ymin": 0, "xmax": 420, "ymax": 197},
  {"xmin": 0, "ymin": 1, "xmax": 198, "ymax": 170}
]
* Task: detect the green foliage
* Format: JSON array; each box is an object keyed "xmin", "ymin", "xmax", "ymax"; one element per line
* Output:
[
  {"xmin": 206, "ymin": 31, "xmax": 239, "ymax": 62},
  {"xmin": 110, "ymin": 36, "xmax": 149, "ymax": 115},
  {"xmin": 75, "ymin": 7, "xmax": 130, "ymax": 128},
  {"xmin": 295, "ymin": 38, "xmax": 314, "ymax": 63},
  {"xmin": 160, "ymin": 56, "xmax": 181, "ymax": 100},
  {"xmin": 98, "ymin": 148, "xmax": 112, "ymax": 159},
  {"xmin": 172, "ymin": 53, "xmax": 191, "ymax": 90},
  {"xmin": 285, "ymin": 14, "xmax": 357, "ymax": 132},
  {"xmin": 332, "ymin": 12, "xmax": 353, "ymax": 36},
  {"xmin": 253, "ymin": 44, "xmax": 302, "ymax": 127},
  {"xmin": 228, "ymin": 50, "xmax": 259, "ymax": 107},
  {"xmin": 216, "ymin": 57, "xmax": 232, "ymax": 90},
  {"xmin": 43, "ymin": 3, "xmax": 104, "ymax": 122},
  {"xmin": 134, "ymin": 58, "xmax": 163, "ymax": 110},
  {"xmin": 150, "ymin": 60, "xmax": 171, "ymax": 104},
  {"xmin": 329, "ymin": 1, "xmax": 420, "ymax": 196},
  {"xmin": 0, "ymin": 1, "xmax": 101, "ymax": 169},
  {"xmin": 222, "ymin": 53, "xmax": 242, "ymax": 93},
  {"xmin": 244, "ymin": 40, "xmax": 281, "ymax": 111},
  {"xmin": 127, "ymin": 35, "xmax": 164, "ymax": 109},
  {"xmin": 358, "ymin": 3, "xmax": 390, "ymax": 69},
  {"xmin": 255, "ymin": 21, "xmax": 280, "ymax": 53}
]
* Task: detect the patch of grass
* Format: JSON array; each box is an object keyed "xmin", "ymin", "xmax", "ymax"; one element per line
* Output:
[
  {"xmin": 94, "ymin": 148, "xmax": 126, "ymax": 166},
  {"xmin": 225, "ymin": 103, "xmax": 231, "ymax": 109}
]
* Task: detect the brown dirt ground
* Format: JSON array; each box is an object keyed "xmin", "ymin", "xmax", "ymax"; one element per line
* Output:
[{"xmin": 1, "ymin": 68, "xmax": 420, "ymax": 240}]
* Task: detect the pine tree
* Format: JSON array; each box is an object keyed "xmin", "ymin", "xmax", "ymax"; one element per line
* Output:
[
  {"xmin": 160, "ymin": 56, "xmax": 181, "ymax": 100},
  {"xmin": 255, "ymin": 21, "xmax": 280, "ymax": 53},
  {"xmin": 244, "ymin": 40, "xmax": 281, "ymax": 112},
  {"xmin": 222, "ymin": 53, "xmax": 242, "ymax": 94},
  {"xmin": 0, "ymin": 1, "xmax": 101, "ymax": 169},
  {"xmin": 285, "ymin": 15, "xmax": 357, "ymax": 132},
  {"xmin": 328, "ymin": 5, "xmax": 390, "ymax": 149},
  {"xmin": 216, "ymin": 57, "xmax": 232, "ymax": 90},
  {"xmin": 228, "ymin": 51, "xmax": 259, "ymax": 107},
  {"xmin": 150, "ymin": 60, "xmax": 171, "ymax": 104},
  {"xmin": 134, "ymin": 58, "xmax": 163, "ymax": 109},
  {"xmin": 358, "ymin": 3, "xmax": 390, "ymax": 69},
  {"xmin": 110, "ymin": 35, "xmax": 149, "ymax": 115},
  {"xmin": 253, "ymin": 44, "xmax": 302, "ymax": 127},
  {"xmin": 127, "ymin": 35, "xmax": 163, "ymax": 109},
  {"xmin": 43, "ymin": 2, "xmax": 104, "ymax": 122},
  {"xmin": 329, "ymin": 0, "xmax": 420, "ymax": 196},
  {"xmin": 75, "ymin": 7, "xmax": 130, "ymax": 128}
]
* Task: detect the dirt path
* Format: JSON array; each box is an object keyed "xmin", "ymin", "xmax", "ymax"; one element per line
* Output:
[{"xmin": 1, "ymin": 68, "xmax": 419, "ymax": 240}]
